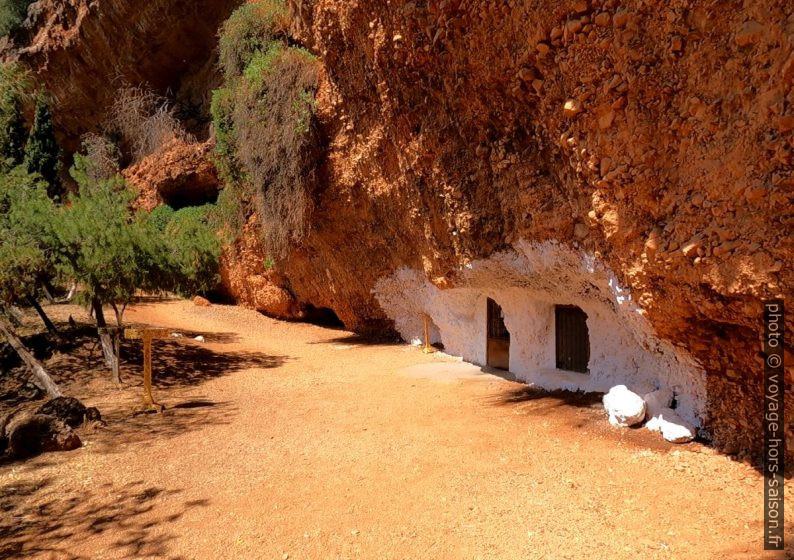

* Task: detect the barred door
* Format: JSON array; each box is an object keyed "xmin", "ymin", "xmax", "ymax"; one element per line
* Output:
[{"xmin": 555, "ymin": 305, "xmax": 590, "ymax": 373}]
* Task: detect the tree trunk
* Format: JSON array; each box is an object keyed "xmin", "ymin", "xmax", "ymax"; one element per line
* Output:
[
  {"xmin": 27, "ymin": 295, "xmax": 59, "ymax": 336},
  {"xmin": 93, "ymin": 297, "xmax": 106, "ymax": 328},
  {"xmin": 0, "ymin": 305, "xmax": 22, "ymax": 327},
  {"xmin": 41, "ymin": 283, "xmax": 55, "ymax": 304},
  {"xmin": 9, "ymin": 305, "xmax": 25, "ymax": 326},
  {"xmin": 0, "ymin": 318, "xmax": 62, "ymax": 398},
  {"xmin": 97, "ymin": 329, "xmax": 118, "ymax": 376},
  {"xmin": 112, "ymin": 333, "xmax": 121, "ymax": 385},
  {"xmin": 94, "ymin": 298, "xmax": 120, "ymax": 384},
  {"xmin": 64, "ymin": 282, "xmax": 77, "ymax": 302},
  {"xmin": 109, "ymin": 303, "xmax": 125, "ymax": 385}
]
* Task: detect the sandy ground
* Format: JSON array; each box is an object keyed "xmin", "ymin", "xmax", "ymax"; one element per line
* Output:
[{"xmin": 0, "ymin": 299, "xmax": 791, "ymax": 560}]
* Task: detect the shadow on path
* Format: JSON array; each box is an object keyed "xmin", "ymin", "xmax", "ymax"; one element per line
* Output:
[{"xmin": 0, "ymin": 477, "xmax": 207, "ymax": 559}]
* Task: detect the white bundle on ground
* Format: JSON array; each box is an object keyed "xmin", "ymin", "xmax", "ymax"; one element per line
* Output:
[
  {"xmin": 603, "ymin": 385, "xmax": 646, "ymax": 427},
  {"xmin": 643, "ymin": 389, "xmax": 696, "ymax": 443}
]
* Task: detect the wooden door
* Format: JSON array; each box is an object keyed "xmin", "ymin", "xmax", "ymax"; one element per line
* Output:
[
  {"xmin": 486, "ymin": 298, "xmax": 510, "ymax": 370},
  {"xmin": 555, "ymin": 305, "xmax": 590, "ymax": 373}
]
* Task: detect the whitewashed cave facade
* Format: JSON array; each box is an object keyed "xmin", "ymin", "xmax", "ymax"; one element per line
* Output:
[{"xmin": 374, "ymin": 241, "xmax": 708, "ymax": 428}]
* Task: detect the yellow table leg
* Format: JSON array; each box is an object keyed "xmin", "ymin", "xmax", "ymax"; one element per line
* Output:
[
  {"xmin": 141, "ymin": 335, "xmax": 164, "ymax": 413},
  {"xmin": 422, "ymin": 313, "xmax": 436, "ymax": 354}
]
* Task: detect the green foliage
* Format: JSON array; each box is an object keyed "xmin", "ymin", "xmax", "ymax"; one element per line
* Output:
[
  {"xmin": 242, "ymin": 43, "xmax": 284, "ymax": 90},
  {"xmin": 233, "ymin": 46, "xmax": 320, "ymax": 257},
  {"xmin": 209, "ymin": 87, "xmax": 250, "ymax": 243},
  {"xmin": 159, "ymin": 205, "xmax": 221, "ymax": 296},
  {"xmin": 210, "ymin": 87, "xmax": 245, "ymax": 186},
  {"xmin": 212, "ymin": 0, "xmax": 320, "ymax": 257},
  {"xmin": 0, "ymin": 166, "xmax": 56, "ymax": 304},
  {"xmin": 0, "ymin": 143, "xmax": 222, "ymax": 324},
  {"xmin": 54, "ymin": 166, "xmax": 165, "ymax": 314},
  {"xmin": 0, "ymin": 0, "xmax": 30, "ymax": 37},
  {"xmin": 0, "ymin": 62, "xmax": 32, "ymax": 169},
  {"xmin": 147, "ymin": 204, "xmax": 176, "ymax": 232},
  {"xmin": 1, "ymin": 99, "xmax": 25, "ymax": 168},
  {"xmin": 294, "ymin": 87, "xmax": 317, "ymax": 135},
  {"xmin": 209, "ymin": 181, "xmax": 251, "ymax": 243},
  {"xmin": 217, "ymin": 0, "xmax": 287, "ymax": 80},
  {"xmin": 49, "ymin": 157, "xmax": 221, "ymax": 322},
  {"xmin": 25, "ymin": 94, "xmax": 62, "ymax": 200}
]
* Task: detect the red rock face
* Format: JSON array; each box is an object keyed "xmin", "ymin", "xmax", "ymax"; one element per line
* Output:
[
  {"xmin": 218, "ymin": 213, "xmax": 302, "ymax": 320},
  {"xmin": 124, "ymin": 139, "xmax": 219, "ymax": 211},
  {"xmin": 17, "ymin": 0, "xmax": 241, "ymax": 151},
  {"xmin": 280, "ymin": 0, "xmax": 792, "ymax": 458},
  {"xmin": 13, "ymin": 0, "xmax": 793, "ymax": 459}
]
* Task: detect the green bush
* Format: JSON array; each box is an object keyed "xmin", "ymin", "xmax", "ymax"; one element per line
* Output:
[
  {"xmin": 162, "ymin": 205, "xmax": 220, "ymax": 296},
  {"xmin": 25, "ymin": 94, "xmax": 62, "ymax": 200},
  {"xmin": 212, "ymin": 0, "xmax": 320, "ymax": 258},
  {"xmin": 0, "ymin": 62, "xmax": 32, "ymax": 170},
  {"xmin": 234, "ymin": 46, "xmax": 319, "ymax": 257},
  {"xmin": 147, "ymin": 204, "xmax": 176, "ymax": 232},
  {"xmin": 0, "ymin": 166, "xmax": 54, "ymax": 305},
  {"xmin": 218, "ymin": 0, "xmax": 288, "ymax": 80},
  {"xmin": 209, "ymin": 181, "xmax": 251, "ymax": 243},
  {"xmin": 55, "ymin": 158, "xmax": 222, "ymax": 321},
  {"xmin": 243, "ymin": 42, "xmax": 284, "ymax": 90},
  {"xmin": 147, "ymin": 204, "xmax": 221, "ymax": 296},
  {"xmin": 210, "ymin": 87, "xmax": 246, "ymax": 186},
  {"xmin": 0, "ymin": 0, "xmax": 31, "ymax": 37}
]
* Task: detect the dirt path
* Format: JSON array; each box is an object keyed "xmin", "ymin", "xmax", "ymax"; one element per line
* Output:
[{"xmin": 1, "ymin": 300, "xmax": 789, "ymax": 559}]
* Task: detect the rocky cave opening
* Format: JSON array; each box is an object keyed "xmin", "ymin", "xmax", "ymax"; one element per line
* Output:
[
  {"xmin": 158, "ymin": 177, "xmax": 220, "ymax": 210},
  {"xmin": 302, "ymin": 305, "xmax": 346, "ymax": 329}
]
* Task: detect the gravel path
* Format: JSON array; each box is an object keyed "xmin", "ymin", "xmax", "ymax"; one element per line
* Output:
[{"xmin": 0, "ymin": 300, "xmax": 788, "ymax": 559}]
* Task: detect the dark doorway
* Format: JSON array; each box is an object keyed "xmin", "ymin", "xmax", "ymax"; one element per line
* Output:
[
  {"xmin": 486, "ymin": 298, "xmax": 510, "ymax": 370},
  {"xmin": 555, "ymin": 305, "xmax": 590, "ymax": 373}
]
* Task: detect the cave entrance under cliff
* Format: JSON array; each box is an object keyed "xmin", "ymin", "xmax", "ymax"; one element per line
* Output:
[
  {"xmin": 303, "ymin": 305, "xmax": 345, "ymax": 329},
  {"xmin": 160, "ymin": 180, "xmax": 219, "ymax": 210},
  {"xmin": 486, "ymin": 298, "xmax": 510, "ymax": 370}
]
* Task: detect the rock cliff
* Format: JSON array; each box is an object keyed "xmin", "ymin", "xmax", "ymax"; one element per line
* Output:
[
  {"xmin": 280, "ymin": 0, "xmax": 793, "ymax": 457},
  {"xmin": 16, "ymin": 0, "xmax": 240, "ymax": 150},
  {"xmin": 10, "ymin": 0, "xmax": 793, "ymax": 459}
]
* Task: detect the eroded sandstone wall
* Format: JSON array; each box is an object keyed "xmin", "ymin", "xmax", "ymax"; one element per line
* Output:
[{"xmin": 280, "ymin": 0, "xmax": 792, "ymax": 457}]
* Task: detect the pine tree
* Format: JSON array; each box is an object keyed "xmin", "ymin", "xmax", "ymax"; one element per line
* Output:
[
  {"xmin": 0, "ymin": 167, "xmax": 63, "ymax": 397},
  {"xmin": 0, "ymin": 62, "xmax": 31, "ymax": 170},
  {"xmin": 51, "ymin": 155, "xmax": 220, "ymax": 382},
  {"xmin": 0, "ymin": 0, "xmax": 31, "ymax": 37},
  {"xmin": 25, "ymin": 94, "xmax": 62, "ymax": 200},
  {"xmin": 0, "ymin": 98, "xmax": 26, "ymax": 167}
]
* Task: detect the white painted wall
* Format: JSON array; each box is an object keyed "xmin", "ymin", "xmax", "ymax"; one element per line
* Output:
[{"xmin": 374, "ymin": 240, "xmax": 708, "ymax": 428}]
